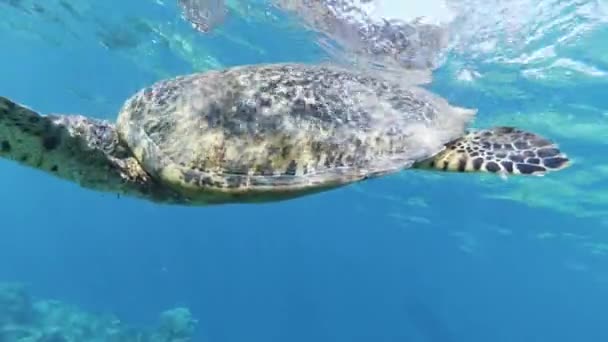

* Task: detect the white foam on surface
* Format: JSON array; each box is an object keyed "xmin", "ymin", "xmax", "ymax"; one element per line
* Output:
[
  {"xmin": 359, "ymin": 0, "xmax": 456, "ymax": 26},
  {"xmin": 177, "ymin": 0, "xmax": 608, "ymax": 81}
]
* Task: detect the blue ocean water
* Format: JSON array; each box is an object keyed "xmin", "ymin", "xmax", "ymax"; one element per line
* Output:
[{"xmin": 0, "ymin": 0, "xmax": 607, "ymax": 341}]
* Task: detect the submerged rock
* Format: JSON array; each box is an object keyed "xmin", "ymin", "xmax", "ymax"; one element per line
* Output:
[
  {"xmin": 154, "ymin": 307, "xmax": 198, "ymax": 341},
  {"xmin": 0, "ymin": 282, "xmax": 197, "ymax": 342},
  {"xmin": 0, "ymin": 283, "xmax": 35, "ymax": 326}
]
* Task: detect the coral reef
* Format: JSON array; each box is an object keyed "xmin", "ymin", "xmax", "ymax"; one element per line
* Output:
[{"xmin": 0, "ymin": 283, "xmax": 197, "ymax": 342}]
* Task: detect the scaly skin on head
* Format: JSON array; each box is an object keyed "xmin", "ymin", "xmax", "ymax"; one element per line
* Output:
[{"xmin": 0, "ymin": 96, "xmax": 181, "ymax": 204}]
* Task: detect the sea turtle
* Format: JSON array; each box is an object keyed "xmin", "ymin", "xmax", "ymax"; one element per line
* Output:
[{"xmin": 0, "ymin": 63, "xmax": 569, "ymax": 205}]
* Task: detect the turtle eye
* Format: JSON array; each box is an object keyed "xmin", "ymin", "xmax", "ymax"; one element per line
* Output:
[
  {"xmin": 94, "ymin": 124, "xmax": 112, "ymax": 139},
  {"xmin": 91, "ymin": 122, "xmax": 117, "ymax": 151}
]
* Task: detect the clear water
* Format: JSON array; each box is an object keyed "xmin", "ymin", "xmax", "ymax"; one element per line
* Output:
[{"xmin": 0, "ymin": 0, "xmax": 607, "ymax": 341}]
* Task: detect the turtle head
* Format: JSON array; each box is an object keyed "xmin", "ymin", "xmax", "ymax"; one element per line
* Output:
[{"xmin": 0, "ymin": 96, "xmax": 183, "ymax": 205}]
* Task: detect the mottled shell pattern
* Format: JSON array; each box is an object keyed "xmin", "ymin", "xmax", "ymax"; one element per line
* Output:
[{"xmin": 115, "ymin": 63, "xmax": 475, "ymax": 197}]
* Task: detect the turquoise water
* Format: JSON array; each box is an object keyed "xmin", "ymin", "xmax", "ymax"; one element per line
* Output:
[{"xmin": 1, "ymin": 0, "xmax": 607, "ymax": 341}]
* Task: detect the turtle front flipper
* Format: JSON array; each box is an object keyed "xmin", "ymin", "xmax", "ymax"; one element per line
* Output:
[
  {"xmin": 414, "ymin": 126, "xmax": 570, "ymax": 175},
  {"xmin": 0, "ymin": 96, "xmax": 177, "ymax": 202}
]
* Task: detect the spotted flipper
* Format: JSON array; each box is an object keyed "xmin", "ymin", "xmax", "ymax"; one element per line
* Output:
[{"xmin": 414, "ymin": 126, "xmax": 570, "ymax": 175}]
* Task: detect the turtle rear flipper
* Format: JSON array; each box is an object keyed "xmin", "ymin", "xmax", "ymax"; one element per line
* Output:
[
  {"xmin": 414, "ymin": 126, "xmax": 570, "ymax": 175},
  {"xmin": 0, "ymin": 96, "xmax": 170, "ymax": 201}
]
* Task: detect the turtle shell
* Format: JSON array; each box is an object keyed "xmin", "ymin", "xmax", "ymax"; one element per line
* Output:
[{"xmin": 115, "ymin": 63, "xmax": 475, "ymax": 203}]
